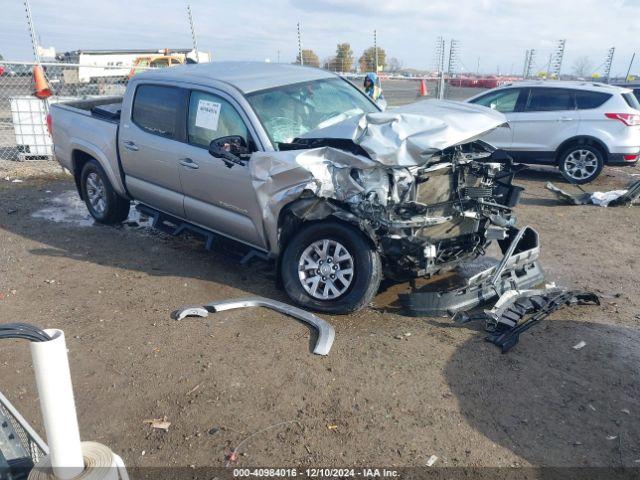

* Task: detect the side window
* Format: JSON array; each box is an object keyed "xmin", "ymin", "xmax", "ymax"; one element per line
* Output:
[
  {"xmin": 187, "ymin": 91, "xmax": 251, "ymax": 149},
  {"xmin": 525, "ymin": 88, "xmax": 575, "ymax": 112},
  {"xmin": 470, "ymin": 89, "xmax": 520, "ymax": 113},
  {"xmin": 132, "ymin": 85, "xmax": 184, "ymax": 139},
  {"xmin": 575, "ymin": 91, "xmax": 611, "ymax": 109}
]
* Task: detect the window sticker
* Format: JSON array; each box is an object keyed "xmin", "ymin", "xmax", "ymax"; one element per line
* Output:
[{"xmin": 195, "ymin": 99, "xmax": 221, "ymax": 131}]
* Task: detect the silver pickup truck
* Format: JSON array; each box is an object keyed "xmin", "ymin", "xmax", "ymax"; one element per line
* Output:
[{"xmin": 50, "ymin": 62, "xmax": 531, "ymax": 314}]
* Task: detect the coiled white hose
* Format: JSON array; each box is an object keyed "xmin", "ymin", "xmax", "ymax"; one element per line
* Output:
[{"xmin": 28, "ymin": 442, "xmax": 128, "ymax": 480}]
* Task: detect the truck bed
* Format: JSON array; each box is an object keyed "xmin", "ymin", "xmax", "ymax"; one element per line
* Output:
[{"xmin": 49, "ymin": 96, "xmax": 129, "ymax": 198}]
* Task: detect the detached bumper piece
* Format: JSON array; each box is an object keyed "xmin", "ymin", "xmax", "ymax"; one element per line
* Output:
[
  {"xmin": 173, "ymin": 296, "xmax": 335, "ymax": 356},
  {"xmin": 476, "ymin": 289, "xmax": 599, "ymax": 353},
  {"xmin": 399, "ymin": 226, "xmax": 543, "ymax": 317},
  {"xmin": 546, "ymin": 180, "xmax": 640, "ymax": 207}
]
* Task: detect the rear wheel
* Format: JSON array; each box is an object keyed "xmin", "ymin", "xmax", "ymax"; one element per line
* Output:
[
  {"xmin": 80, "ymin": 160, "xmax": 130, "ymax": 224},
  {"xmin": 558, "ymin": 145, "xmax": 604, "ymax": 184},
  {"xmin": 280, "ymin": 221, "xmax": 382, "ymax": 314}
]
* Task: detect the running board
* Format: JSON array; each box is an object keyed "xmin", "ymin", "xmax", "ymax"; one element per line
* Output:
[{"xmin": 135, "ymin": 204, "xmax": 269, "ymax": 265}]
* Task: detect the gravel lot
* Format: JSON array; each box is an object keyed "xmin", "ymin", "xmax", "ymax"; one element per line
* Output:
[{"xmin": 1, "ymin": 87, "xmax": 639, "ymax": 472}]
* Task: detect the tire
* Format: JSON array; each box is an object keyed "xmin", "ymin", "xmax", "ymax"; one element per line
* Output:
[
  {"xmin": 558, "ymin": 144, "xmax": 604, "ymax": 184},
  {"xmin": 280, "ymin": 221, "xmax": 382, "ymax": 314},
  {"xmin": 80, "ymin": 160, "xmax": 130, "ymax": 224}
]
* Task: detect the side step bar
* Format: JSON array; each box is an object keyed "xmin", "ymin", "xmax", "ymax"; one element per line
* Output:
[{"xmin": 135, "ymin": 204, "xmax": 269, "ymax": 265}]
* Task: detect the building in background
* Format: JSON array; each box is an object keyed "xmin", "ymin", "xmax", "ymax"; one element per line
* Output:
[{"xmin": 56, "ymin": 48, "xmax": 211, "ymax": 83}]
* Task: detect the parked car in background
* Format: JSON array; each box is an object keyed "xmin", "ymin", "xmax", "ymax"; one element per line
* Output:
[
  {"xmin": 467, "ymin": 81, "xmax": 640, "ymax": 183},
  {"xmin": 128, "ymin": 54, "xmax": 185, "ymax": 78}
]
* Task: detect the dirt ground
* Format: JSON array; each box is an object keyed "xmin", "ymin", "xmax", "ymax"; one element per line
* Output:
[{"xmin": 1, "ymin": 157, "xmax": 639, "ymax": 472}]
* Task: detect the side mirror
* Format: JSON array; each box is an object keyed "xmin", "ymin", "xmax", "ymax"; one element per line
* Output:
[{"xmin": 208, "ymin": 136, "xmax": 247, "ymax": 168}]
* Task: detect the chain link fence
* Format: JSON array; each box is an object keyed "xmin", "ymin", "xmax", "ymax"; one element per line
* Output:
[{"xmin": 0, "ymin": 61, "xmax": 131, "ymax": 162}]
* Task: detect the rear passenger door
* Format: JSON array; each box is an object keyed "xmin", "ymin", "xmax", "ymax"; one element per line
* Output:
[
  {"xmin": 179, "ymin": 89, "xmax": 267, "ymax": 249},
  {"xmin": 119, "ymin": 84, "xmax": 188, "ymax": 217},
  {"xmin": 509, "ymin": 88, "xmax": 579, "ymax": 159}
]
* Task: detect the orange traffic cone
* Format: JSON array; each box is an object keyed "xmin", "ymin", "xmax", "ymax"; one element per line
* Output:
[
  {"xmin": 419, "ymin": 79, "xmax": 428, "ymax": 96},
  {"xmin": 33, "ymin": 65, "xmax": 52, "ymax": 99}
]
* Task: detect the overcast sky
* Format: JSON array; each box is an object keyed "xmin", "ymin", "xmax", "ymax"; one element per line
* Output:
[{"xmin": 2, "ymin": 0, "xmax": 639, "ymax": 75}]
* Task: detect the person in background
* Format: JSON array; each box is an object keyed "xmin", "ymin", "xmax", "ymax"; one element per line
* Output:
[{"xmin": 363, "ymin": 72, "xmax": 384, "ymax": 103}]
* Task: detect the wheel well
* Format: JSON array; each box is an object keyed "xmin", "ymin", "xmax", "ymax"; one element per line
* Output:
[
  {"xmin": 556, "ymin": 137, "xmax": 608, "ymax": 164},
  {"xmin": 71, "ymin": 150, "xmax": 95, "ymax": 199},
  {"xmin": 275, "ymin": 203, "xmax": 378, "ymax": 287}
]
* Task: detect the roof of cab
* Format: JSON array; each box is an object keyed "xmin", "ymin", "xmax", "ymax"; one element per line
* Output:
[{"xmin": 135, "ymin": 61, "xmax": 338, "ymax": 94}]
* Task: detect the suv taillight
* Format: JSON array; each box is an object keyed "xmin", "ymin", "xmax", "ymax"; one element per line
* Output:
[
  {"xmin": 605, "ymin": 112, "xmax": 640, "ymax": 126},
  {"xmin": 46, "ymin": 113, "xmax": 52, "ymax": 136}
]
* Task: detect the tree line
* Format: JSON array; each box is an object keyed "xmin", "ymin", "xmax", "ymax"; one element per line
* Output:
[{"xmin": 294, "ymin": 43, "xmax": 402, "ymax": 73}]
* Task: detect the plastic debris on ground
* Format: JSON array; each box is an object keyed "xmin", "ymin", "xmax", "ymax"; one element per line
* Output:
[
  {"xmin": 546, "ymin": 180, "xmax": 640, "ymax": 207},
  {"xmin": 426, "ymin": 455, "xmax": 438, "ymax": 466},
  {"xmin": 144, "ymin": 416, "xmax": 171, "ymax": 431},
  {"xmin": 572, "ymin": 340, "xmax": 587, "ymax": 350}
]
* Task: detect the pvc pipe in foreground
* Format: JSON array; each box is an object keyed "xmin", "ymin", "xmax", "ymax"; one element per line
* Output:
[{"xmin": 30, "ymin": 329, "xmax": 84, "ymax": 480}]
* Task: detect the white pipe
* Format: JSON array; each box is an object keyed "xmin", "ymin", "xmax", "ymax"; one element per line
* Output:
[{"xmin": 30, "ymin": 329, "xmax": 84, "ymax": 479}]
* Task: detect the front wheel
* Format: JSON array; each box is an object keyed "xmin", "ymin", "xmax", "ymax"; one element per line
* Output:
[
  {"xmin": 558, "ymin": 145, "xmax": 604, "ymax": 184},
  {"xmin": 80, "ymin": 160, "xmax": 130, "ymax": 224},
  {"xmin": 280, "ymin": 221, "xmax": 382, "ymax": 314}
]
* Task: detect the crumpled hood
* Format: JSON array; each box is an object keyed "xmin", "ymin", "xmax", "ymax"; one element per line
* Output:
[
  {"xmin": 299, "ymin": 99, "xmax": 507, "ymax": 167},
  {"xmin": 251, "ymin": 99, "xmax": 507, "ymax": 251}
]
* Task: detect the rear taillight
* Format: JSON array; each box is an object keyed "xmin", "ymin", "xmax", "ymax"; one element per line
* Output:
[
  {"xmin": 623, "ymin": 154, "xmax": 639, "ymax": 162},
  {"xmin": 605, "ymin": 113, "xmax": 640, "ymax": 126},
  {"xmin": 46, "ymin": 113, "xmax": 52, "ymax": 136}
]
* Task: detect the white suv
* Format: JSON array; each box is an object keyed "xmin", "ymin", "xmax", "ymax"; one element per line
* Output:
[{"xmin": 467, "ymin": 81, "xmax": 640, "ymax": 183}]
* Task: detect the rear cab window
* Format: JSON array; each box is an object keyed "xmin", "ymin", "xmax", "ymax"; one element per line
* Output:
[
  {"xmin": 524, "ymin": 88, "xmax": 575, "ymax": 112},
  {"xmin": 131, "ymin": 84, "xmax": 186, "ymax": 139}
]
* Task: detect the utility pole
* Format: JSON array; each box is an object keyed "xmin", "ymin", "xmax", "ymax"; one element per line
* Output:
[
  {"xmin": 603, "ymin": 47, "xmax": 615, "ymax": 84},
  {"xmin": 374, "ymin": 30, "xmax": 378, "ymax": 72},
  {"xmin": 626, "ymin": 52, "xmax": 636, "ymax": 82},
  {"xmin": 434, "ymin": 37, "xmax": 446, "ymax": 99},
  {"xmin": 447, "ymin": 39, "xmax": 459, "ymax": 78},
  {"xmin": 186, "ymin": 5, "xmax": 200, "ymax": 63},
  {"xmin": 476, "ymin": 57, "xmax": 480, "ymax": 75},
  {"xmin": 550, "ymin": 39, "xmax": 566, "ymax": 78},
  {"xmin": 277, "ymin": 50, "xmax": 281, "ymax": 64},
  {"xmin": 297, "ymin": 22, "xmax": 303, "ymax": 66},
  {"xmin": 23, "ymin": 0, "xmax": 40, "ymax": 62}
]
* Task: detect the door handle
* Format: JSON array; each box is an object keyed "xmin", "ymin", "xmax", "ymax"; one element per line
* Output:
[
  {"xmin": 179, "ymin": 158, "xmax": 199, "ymax": 169},
  {"xmin": 558, "ymin": 117, "xmax": 574, "ymax": 122},
  {"xmin": 123, "ymin": 140, "xmax": 139, "ymax": 151}
]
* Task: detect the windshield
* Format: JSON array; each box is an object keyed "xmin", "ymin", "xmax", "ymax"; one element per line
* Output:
[{"xmin": 246, "ymin": 78, "xmax": 379, "ymax": 147}]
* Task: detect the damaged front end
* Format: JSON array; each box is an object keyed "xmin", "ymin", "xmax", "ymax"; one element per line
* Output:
[{"xmin": 251, "ymin": 100, "xmax": 533, "ymax": 284}]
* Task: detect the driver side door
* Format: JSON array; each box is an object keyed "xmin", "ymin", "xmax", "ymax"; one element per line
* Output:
[{"xmin": 179, "ymin": 89, "xmax": 267, "ymax": 250}]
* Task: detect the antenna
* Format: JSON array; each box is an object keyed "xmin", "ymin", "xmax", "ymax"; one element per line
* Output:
[
  {"xmin": 373, "ymin": 30, "xmax": 378, "ymax": 72},
  {"xmin": 23, "ymin": 0, "xmax": 40, "ymax": 62},
  {"xmin": 603, "ymin": 47, "xmax": 615, "ymax": 84},
  {"xmin": 434, "ymin": 37, "xmax": 447, "ymax": 99},
  {"xmin": 523, "ymin": 49, "xmax": 536, "ymax": 79},
  {"xmin": 447, "ymin": 39, "xmax": 459, "ymax": 77},
  {"xmin": 186, "ymin": 5, "xmax": 200, "ymax": 63},
  {"xmin": 297, "ymin": 22, "xmax": 303, "ymax": 66},
  {"xmin": 550, "ymin": 39, "xmax": 566, "ymax": 78}
]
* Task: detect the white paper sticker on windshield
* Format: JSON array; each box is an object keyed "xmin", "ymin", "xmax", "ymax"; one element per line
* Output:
[{"xmin": 195, "ymin": 99, "xmax": 221, "ymax": 131}]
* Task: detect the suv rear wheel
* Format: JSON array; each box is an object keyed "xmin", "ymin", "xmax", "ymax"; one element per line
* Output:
[
  {"xmin": 80, "ymin": 160, "xmax": 130, "ymax": 224},
  {"xmin": 280, "ymin": 221, "xmax": 382, "ymax": 314},
  {"xmin": 558, "ymin": 145, "xmax": 604, "ymax": 184}
]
